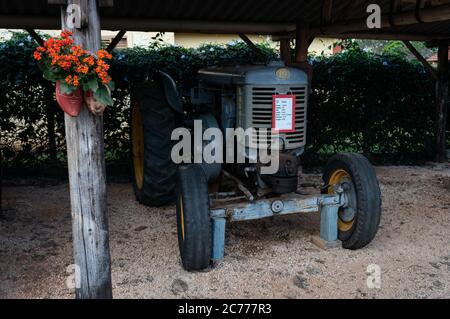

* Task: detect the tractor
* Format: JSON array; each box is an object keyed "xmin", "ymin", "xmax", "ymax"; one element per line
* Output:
[{"xmin": 130, "ymin": 58, "xmax": 381, "ymax": 271}]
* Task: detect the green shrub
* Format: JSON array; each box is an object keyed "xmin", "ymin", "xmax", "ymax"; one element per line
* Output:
[
  {"xmin": 307, "ymin": 45, "xmax": 436, "ymax": 163},
  {"xmin": 0, "ymin": 33, "xmax": 445, "ymax": 170}
]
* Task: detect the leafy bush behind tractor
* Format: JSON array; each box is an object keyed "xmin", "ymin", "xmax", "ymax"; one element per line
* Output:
[{"xmin": 0, "ymin": 33, "xmax": 444, "ymax": 173}]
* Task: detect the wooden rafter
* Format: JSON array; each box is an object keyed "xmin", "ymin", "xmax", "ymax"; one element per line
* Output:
[
  {"xmin": 238, "ymin": 33, "xmax": 265, "ymax": 61},
  {"xmin": 25, "ymin": 28, "xmax": 45, "ymax": 46},
  {"xmin": 321, "ymin": 0, "xmax": 333, "ymax": 25},
  {"xmin": 343, "ymin": 0, "xmax": 360, "ymax": 21},
  {"xmin": 273, "ymin": 31, "xmax": 450, "ymax": 41},
  {"xmin": 106, "ymin": 29, "xmax": 126, "ymax": 52},
  {"xmin": 402, "ymin": 40, "xmax": 438, "ymax": 80}
]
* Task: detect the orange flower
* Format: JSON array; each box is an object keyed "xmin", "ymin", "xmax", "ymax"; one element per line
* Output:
[
  {"xmin": 71, "ymin": 45, "xmax": 85, "ymax": 57},
  {"xmin": 83, "ymin": 56, "xmax": 95, "ymax": 66},
  {"xmin": 61, "ymin": 30, "xmax": 73, "ymax": 39},
  {"xmin": 77, "ymin": 64, "xmax": 89, "ymax": 74},
  {"xmin": 97, "ymin": 49, "xmax": 112, "ymax": 60},
  {"xmin": 33, "ymin": 51, "xmax": 42, "ymax": 61},
  {"xmin": 38, "ymin": 31, "xmax": 114, "ymax": 90}
]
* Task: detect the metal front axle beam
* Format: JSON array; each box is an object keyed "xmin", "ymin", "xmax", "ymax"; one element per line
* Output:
[
  {"xmin": 210, "ymin": 194, "xmax": 344, "ymax": 221},
  {"xmin": 210, "ymin": 193, "xmax": 346, "ymax": 262}
]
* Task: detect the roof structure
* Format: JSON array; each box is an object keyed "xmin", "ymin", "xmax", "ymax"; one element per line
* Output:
[{"xmin": 1, "ymin": 0, "xmax": 450, "ymax": 41}]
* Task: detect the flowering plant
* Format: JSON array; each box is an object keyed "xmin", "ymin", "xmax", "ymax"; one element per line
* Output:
[{"xmin": 33, "ymin": 30, "xmax": 114, "ymax": 106}]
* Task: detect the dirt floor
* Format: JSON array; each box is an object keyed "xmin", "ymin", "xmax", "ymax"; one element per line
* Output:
[{"xmin": 1, "ymin": 164, "xmax": 450, "ymax": 299}]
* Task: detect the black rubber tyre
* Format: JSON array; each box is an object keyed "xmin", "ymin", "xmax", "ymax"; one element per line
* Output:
[
  {"xmin": 130, "ymin": 81, "xmax": 177, "ymax": 206},
  {"xmin": 176, "ymin": 165, "xmax": 212, "ymax": 271},
  {"xmin": 323, "ymin": 152, "xmax": 381, "ymax": 249}
]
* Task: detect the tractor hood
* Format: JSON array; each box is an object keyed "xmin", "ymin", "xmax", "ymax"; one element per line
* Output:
[{"xmin": 197, "ymin": 61, "xmax": 308, "ymax": 87}]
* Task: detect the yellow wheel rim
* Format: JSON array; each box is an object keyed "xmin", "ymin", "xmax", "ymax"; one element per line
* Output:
[
  {"xmin": 179, "ymin": 196, "xmax": 185, "ymax": 241},
  {"xmin": 131, "ymin": 102, "xmax": 144, "ymax": 189},
  {"xmin": 327, "ymin": 169, "xmax": 355, "ymax": 232}
]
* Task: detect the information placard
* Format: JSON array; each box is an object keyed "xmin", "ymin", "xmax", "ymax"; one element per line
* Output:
[{"xmin": 272, "ymin": 95, "xmax": 296, "ymax": 133}]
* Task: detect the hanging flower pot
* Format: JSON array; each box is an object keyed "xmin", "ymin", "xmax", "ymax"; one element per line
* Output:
[
  {"xmin": 84, "ymin": 90, "xmax": 106, "ymax": 115},
  {"xmin": 34, "ymin": 30, "xmax": 115, "ymax": 117},
  {"xmin": 55, "ymin": 80, "xmax": 83, "ymax": 117}
]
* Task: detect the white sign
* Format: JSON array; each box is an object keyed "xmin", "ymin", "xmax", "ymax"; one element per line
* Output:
[{"xmin": 272, "ymin": 95, "xmax": 296, "ymax": 133}]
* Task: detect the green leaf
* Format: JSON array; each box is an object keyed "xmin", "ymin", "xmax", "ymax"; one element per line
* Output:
[
  {"xmin": 83, "ymin": 77, "xmax": 99, "ymax": 93},
  {"xmin": 93, "ymin": 85, "xmax": 114, "ymax": 106},
  {"xmin": 107, "ymin": 80, "xmax": 115, "ymax": 91},
  {"xmin": 42, "ymin": 67, "xmax": 58, "ymax": 82},
  {"xmin": 59, "ymin": 81, "xmax": 74, "ymax": 94}
]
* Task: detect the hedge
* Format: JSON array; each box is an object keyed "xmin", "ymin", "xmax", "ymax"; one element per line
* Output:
[{"xmin": 0, "ymin": 32, "xmax": 445, "ymax": 171}]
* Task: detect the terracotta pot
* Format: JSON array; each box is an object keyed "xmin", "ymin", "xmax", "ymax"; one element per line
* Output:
[
  {"xmin": 55, "ymin": 81, "xmax": 83, "ymax": 117},
  {"xmin": 84, "ymin": 90, "xmax": 107, "ymax": 115}
]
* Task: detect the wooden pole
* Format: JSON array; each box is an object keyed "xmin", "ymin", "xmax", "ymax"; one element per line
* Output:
[
  {"xmin": 61, "ymin": 0, "xmax": 112, "ymax": 299},
  {"xmin": 280, "ymin": 38, "xmax": 291, "ymax": 64},
  {"xmin": 43, "ymin": 84, "xmax": 58, "ymax": 161},
  {"xmin": 293, "ymin": 23, "xmax": 314, "ymax": 82},
  {"xmin": 435, "ymin": 42, "xmax": 449, "ymax": 162},
  {"xmin": 295, "ymin": 23, "xmax": 312, "ymax": 63}
]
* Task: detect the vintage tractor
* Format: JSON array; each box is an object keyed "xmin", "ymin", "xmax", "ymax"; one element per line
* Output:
[{"xmin": 131, "ymin": 60, "xmax": 381, "ymax": 271}]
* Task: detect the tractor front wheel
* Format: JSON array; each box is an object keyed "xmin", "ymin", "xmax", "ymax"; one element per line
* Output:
[
  {"xmin": 323, "ymin": 152, "xmax": 381, "ymax": 249},
  {"xmin": 176, "ymin": 165, "xmax": 212, "ymax": 271}
]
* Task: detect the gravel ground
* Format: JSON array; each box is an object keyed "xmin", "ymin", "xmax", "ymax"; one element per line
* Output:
[{"xmin": 1, "ymin": 164, "xmax": 450, "ymax": 299}]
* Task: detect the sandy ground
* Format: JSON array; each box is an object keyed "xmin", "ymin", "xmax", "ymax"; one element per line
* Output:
[{"xmin": 1, "ymin": 164, "xmax": 450, "ymax": 299}]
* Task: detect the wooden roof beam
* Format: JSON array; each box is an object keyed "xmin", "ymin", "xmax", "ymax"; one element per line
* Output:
[
  {"xmin": 321, "ymin": 0, "xmax": 333, "ymax": 25},
  {"xmin": 25, "ymin": 29, "xmax": 45, "ymax": 46},
  {"xmin": 0, "ymin": 15, "xmax": 296, "ymax": 34},
  {"xmin": 106, "ymin": 29, "xmax": 126, "ymax": 52},
  {"xmin": 238, "ymin": 33, "xmax": 266, "ymax": 62},
  {"xmin": 402, "ymin": 40, "xmax": 438, "ymax": 80},
  {"xmin": 273, "ymin": 31, "xmax": 450, "ymax": 41},
  {"xmin": 312, "ymin": 3, "xmax": 450, "ymax": 35}
]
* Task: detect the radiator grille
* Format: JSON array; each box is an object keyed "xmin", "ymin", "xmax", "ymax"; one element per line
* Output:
[{"xmin": 250, "ymin": 86, "xmax": 307, "ymax": 149}]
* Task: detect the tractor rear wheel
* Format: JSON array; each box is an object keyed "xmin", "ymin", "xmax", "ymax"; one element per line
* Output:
[
  {"xmin": 323, "ymin": 152, "xmax": 381, "ymax": 249},
  {"xmin": 176, "ymin": 165, "xmax": 212, "ymax": 271},
  {"xmin": 130, "ymin": 81, "xmax": 177, "ymax": 206}
]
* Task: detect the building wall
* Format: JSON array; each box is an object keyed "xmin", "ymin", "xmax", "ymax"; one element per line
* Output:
[
  {"xmin": 0, "ymin": 29, "xmax": 173, "ymax": 48},
  {"xmin": 174, "ymin": 33, "xmax": 269, "ymax": 48},
  {"xmin": 173, "ymin": 33, "xmax": 336, "ymax": 55},
  {"xmin": 0, "ymin": 29, "xmax": 337, "ymax": 55},
  {"xmin": 309, "ymin": 38, "xmax": 336, "ymax": 56}
]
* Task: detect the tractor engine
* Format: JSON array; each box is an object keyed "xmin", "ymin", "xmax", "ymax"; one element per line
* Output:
[{"xmin": 192, "ymin": 61, "xmax": 309, "ymax": 194}]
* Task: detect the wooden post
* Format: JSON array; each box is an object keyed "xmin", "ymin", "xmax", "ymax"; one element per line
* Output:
[
  {"xmin": 435, "ymin": 42, "xmax": 449, "ymax": 163},
  {"xmin": 43, "ymin": 84, "xmax": 57, "ymax": 161},
  {"xmin": 61, "ymin": 0, "xmax": 112, "ymax": 299},
  {"xmin": 294, "ymin": 22, "xmax": 314, "ymax": 83},
  {"xmin": 295, "ymin": 23, "xmax": 311, "ymax": 63},
  {"xmin": 280, "ymin": 38, "xmax": 291, "ymax": 64}
]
